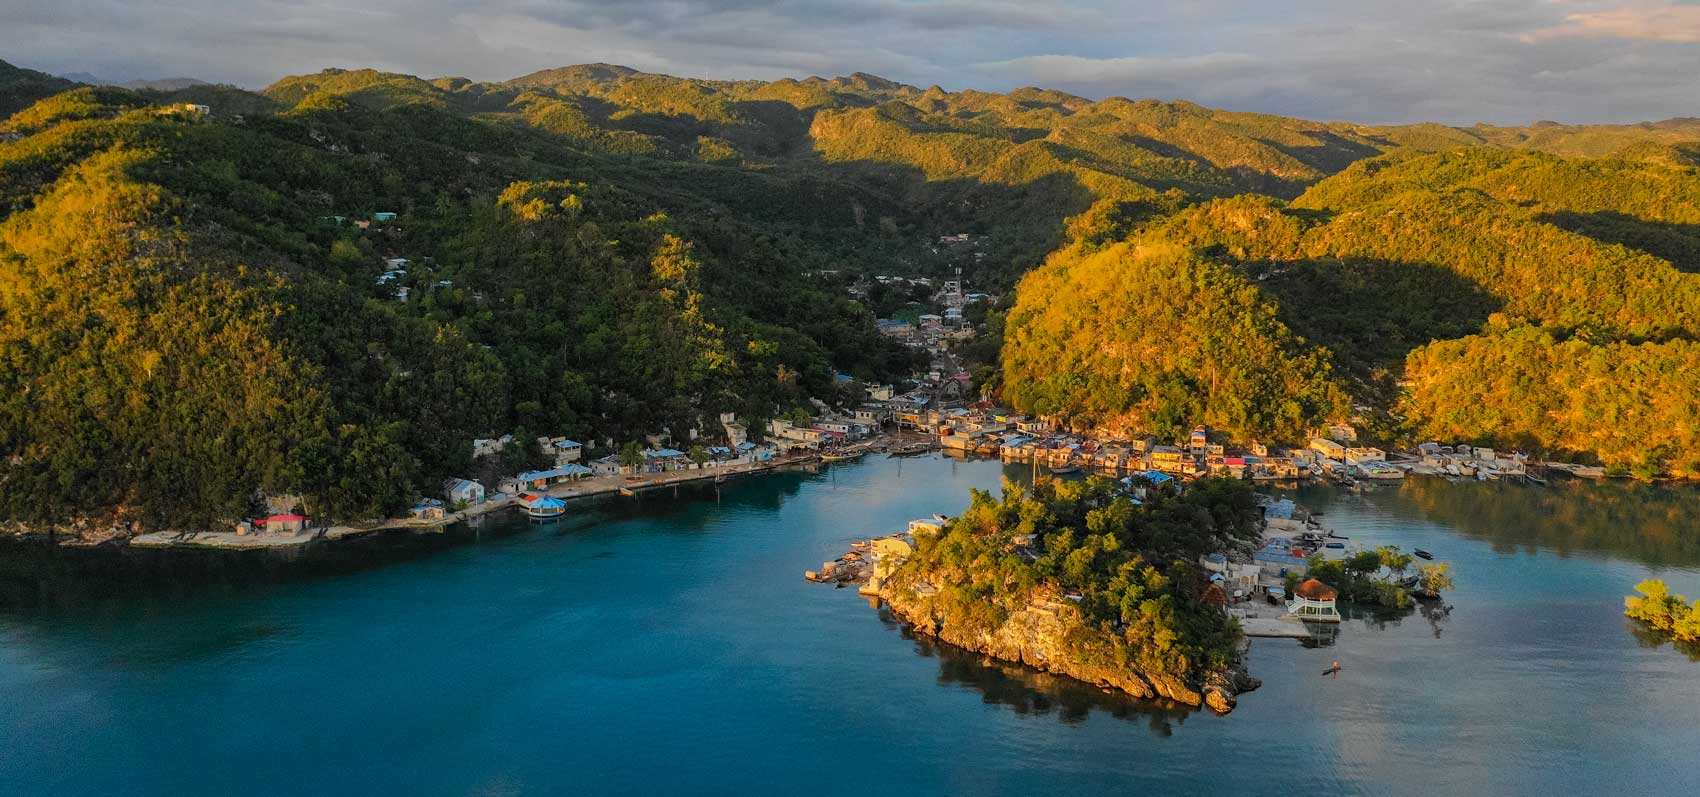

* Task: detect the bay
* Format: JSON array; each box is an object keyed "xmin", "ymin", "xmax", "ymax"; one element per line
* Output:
[{"xmin": 2, "ymin": 456, "xmax": 1697, "ymax": 795}]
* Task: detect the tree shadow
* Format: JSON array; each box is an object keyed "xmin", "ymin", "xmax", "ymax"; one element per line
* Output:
[{"xmin": 1535, "ymin": 210, "xmax": 1700, "ymax": 274}]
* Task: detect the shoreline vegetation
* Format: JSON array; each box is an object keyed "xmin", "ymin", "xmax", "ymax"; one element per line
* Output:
[
  {"xmin": 1625, "ymin": 580, "xmax": 1700, "ymax": 655},
  {"xmin": 882, "ymin": 475, "xmax": 1265, "ymax": 713},
  {"xmin": 811, "ymin": 470, "xmax": 1460, "ymax": 714}
]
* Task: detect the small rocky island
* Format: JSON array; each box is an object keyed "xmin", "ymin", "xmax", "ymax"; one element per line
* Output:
[{"xmin": 816, "ymin": 476, "xmax": 1265, "ymax": 713}]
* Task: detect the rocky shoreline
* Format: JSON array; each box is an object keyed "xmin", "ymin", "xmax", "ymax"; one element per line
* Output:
[
  {"xmin": 810, "ymin": 531, "xmax": 1259, "ymax": 715},
  {"xmin": 881, "ymin": 581, "xmax": 1259, "ymax": 714}
]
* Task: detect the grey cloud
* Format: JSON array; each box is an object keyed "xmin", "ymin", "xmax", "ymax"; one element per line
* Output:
[{"xmin": 1, "ymin": 0, "xmax": 1697, "ymax": 124}]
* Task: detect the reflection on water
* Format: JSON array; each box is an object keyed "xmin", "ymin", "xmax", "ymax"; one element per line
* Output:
[
  {"xmin": 1389, "ymin": 477, "xmax": 1700, "ymax": 566},
  {"xmin": 1627, "ymin": 620, "xmax": 1700, "ymax": 662},
  {"xmin": 876, "ymin": 605, "xmax": 1198, "ymax": 734},
  {"xmin": 3, "ymin": 456, "xmax": 1700, "ymax": 795}
]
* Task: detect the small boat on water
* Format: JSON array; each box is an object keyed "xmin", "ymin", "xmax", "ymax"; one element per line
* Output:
[
  {"xmin": 821, "ymin": 450, "xmax": 865, "ymax": 462},
  {"xmin": 887, "ymin": 443, "xmax": 932, "ymax": 457},
  {"xmin": 1048, "ymin": 463, "xmax": 1082, "ymax": 474},
  {"xmin": 1324, "ymin": 541, "xmax": 1346, "ymax": 550},
  {"xmin": 1525, "ymin": 474, "xmax": 1548, "ymax": 486},
  {"xmin": 1414, "ymin": 549, "xmax": 1434, "ymax": 560},
  {"xmin": 618, "ymin": 486, "xmax": 638, "ymax": 497},
  {"xmin": 520, "ymin": 493, "xmax": 567, "ymax": 520}
]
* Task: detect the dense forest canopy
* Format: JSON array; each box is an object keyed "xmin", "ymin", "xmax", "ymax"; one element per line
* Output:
[
  {"xmin": 889, "ymin": 475, "xmax": 1263, "ymax": 690},
  {"xmin": 1003, "ymin": 146, "xmax": 1700, "ymax": 472},
  {"xmin": 5, "ymin": 56, "xmax": 1700, "ymax": 530}
]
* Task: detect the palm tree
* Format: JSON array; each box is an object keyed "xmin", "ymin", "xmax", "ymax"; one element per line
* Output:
[{"xmin": 619, "ymin": 441, "xmax": 645, "ymax": 473}]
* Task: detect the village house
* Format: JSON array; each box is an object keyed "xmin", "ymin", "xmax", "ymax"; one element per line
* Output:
[
  {"xmin": 1324, "ymin": 423, "xmax": 1358, "ymax": 443},
  {"xmin": 472, "ymin": 434, "xmax": 515, "ymax": 459},
  {"xmin": 443, "ymin": 478, "xmax": 485, "ymax": 506},
  {"xmin": 644, "ymin": 448, "xmax": 690, "ymax": 471},
  {"xmin": 259, "ymin": 513, "xmax": 310, "ymax": 535},
  {"xmin": 535, "ymin": 437, "xmax": 583, "ymax": 465},
  {"xmin": 1309, "ymin": 438, "xmax": 1347, "ymax": 461},
  {"xmin": 1150, "ymin": 445, "xmax": 1192, "ymax": 474},
  {"xmin": 854, "ymin": 405, "xmax": 891, "ymax": 426},
  {"xmin": 504, "ymin": 464, "xmax": 593, "ymax": 493},
  {"xmin": 590, "ymin": 454, "xmax": 625, "ymax": 477},
  {"xmin": 720, "ymin": 412, "xmax": 748, "ymax": 446},
  {"xmin": 1344, "ymin": 446, "xmax": 1386, "ymax": 464},
  {"xmin": 769, "ymin": 419, "xmax": 826, "ymax": 446},
  {"xmin": 409, "ymin": 499, "xmax": 447, "ymax": 521}
]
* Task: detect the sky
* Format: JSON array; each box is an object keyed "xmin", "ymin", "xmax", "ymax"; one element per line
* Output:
[{"xmin": 3, "ymin": 0, "xmax": 1699, "ymax": 125}]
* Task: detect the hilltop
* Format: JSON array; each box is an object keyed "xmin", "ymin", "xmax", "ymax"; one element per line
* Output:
[
  {"xmin": 1004, "ymin": 147, "xmax": 1700, "ymax": 474},
  {"xmin": 5, "ymin": 59, "xmax": 1700, "ymax": 532}
]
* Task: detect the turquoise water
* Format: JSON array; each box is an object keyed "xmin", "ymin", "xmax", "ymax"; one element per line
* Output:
[{"xmin": 2, "ymin": 457, "xmax": 1699, "ymax": 795}]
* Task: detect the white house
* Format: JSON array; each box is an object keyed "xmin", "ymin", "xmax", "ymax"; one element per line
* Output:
[{"xmin": 443, "ymin": 478, "xmax": 485, "ymax": 506}]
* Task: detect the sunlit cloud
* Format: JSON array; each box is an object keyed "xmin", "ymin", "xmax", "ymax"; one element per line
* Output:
[
  {"xmin": 2, "ymin": 0, "xmax": 1699, "ymax": 125},
  {"xmin": 1523, "ymin": 3, "xmax": 1700, "ymax": 43}
]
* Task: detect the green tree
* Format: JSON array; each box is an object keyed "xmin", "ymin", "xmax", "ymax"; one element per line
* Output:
[{"xmin": 619, "ymin": 442, "xmax": 646, "ymax": 470}]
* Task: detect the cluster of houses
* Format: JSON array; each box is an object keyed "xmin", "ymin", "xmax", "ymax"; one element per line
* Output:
[
  {"xmin": 1407, "ymin": 442, "xmax": 1531, "ymax": 480},
  {"xmin": 874, "ymin": 274, "xmax": 992, "ymax": 352},
  {"xmin": 887, "ymin": 404, "xmax": 1426, "ymax": 485}
]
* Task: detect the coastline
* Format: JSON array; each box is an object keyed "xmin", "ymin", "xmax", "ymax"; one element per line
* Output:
[
  {"xmin": 880, "ymin": 582, "xmax": 1259, "ymax": 713},
  {"xmin": 16, "ymin": 443, "xmax": 902, "ymax": 553}
]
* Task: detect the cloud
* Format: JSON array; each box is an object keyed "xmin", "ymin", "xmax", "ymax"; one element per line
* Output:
[
  {"xmin": 1, "ymin": 1, "xmax": 1698, "ymax": 125},
  {"xmin": 1524, "ymin": 3, "xmax": 1700, "ymax": 43}
]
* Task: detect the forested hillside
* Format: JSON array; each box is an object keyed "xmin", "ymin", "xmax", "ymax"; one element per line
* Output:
[
  {"xmin": 250, "ymin": 65, "xmax": 1700, "ymax": 287},
  {"xmin": 1004, "ymin": 147, "xmax": 1700, "ymax": 474},
  {"xmin": 6, "ymin": 59, "xmax": 1700, "ymax": 531},
  {"xmin": 0, "ymin": 79, "xmax": 917, "ymax": 529}
]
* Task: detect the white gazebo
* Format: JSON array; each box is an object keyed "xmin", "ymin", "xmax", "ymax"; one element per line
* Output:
[{"xmin": 1286, "ymin": 578, "xmax": 1342, "ymax": 622}]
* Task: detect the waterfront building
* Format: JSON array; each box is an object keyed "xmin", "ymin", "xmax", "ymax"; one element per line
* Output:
[
  {"xmin": 1287, "ymin": 578, "xmax": 1342, "ymax": 622},
  {"xmin": 443, "ymin": 478, "xmax": 485, "ymax": 505}
]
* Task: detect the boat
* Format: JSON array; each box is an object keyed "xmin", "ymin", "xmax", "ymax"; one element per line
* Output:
[
  {"xmin": 1414, "ymin": 549, "xmax": 1434, "ymax": 560},
  {"xmin": 519, "ymin": 493, "xmax": 567, "ymax": 520},
  {"xmin": 1048, "ymin": 463, "xmax": 1082, "ymax": 474},
  {"xmin": 1324, "ymin": 541, "xmax": 1346, "ymax": 549},
  {"xmin": 1525, "ymin": 474, "xmax": 1548, "ymax": 486},
  {"xmin": 821, "ymin": 450, "xmax": 865, "ymax": 462},
  {"xmin": 887, "ymin": 443, "xmax": 932, "ymax": 457},
  {"xmin": 619, "ymin": 486, "xmax": 638, "ymax": 497}
]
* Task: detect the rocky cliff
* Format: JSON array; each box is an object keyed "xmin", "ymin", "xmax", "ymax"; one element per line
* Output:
[{"xmin": 882, "ymin": 582, "xmax": 1258, "ymax": 714}]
